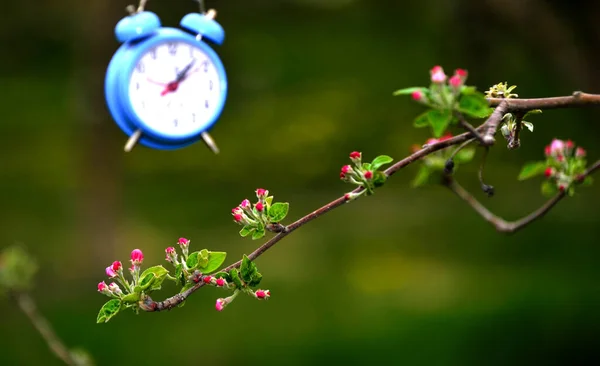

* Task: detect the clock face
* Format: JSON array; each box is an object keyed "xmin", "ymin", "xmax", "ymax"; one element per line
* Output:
[{"xmin": 128, "ymin": 40, "xmax": 223, "ymax": 138}]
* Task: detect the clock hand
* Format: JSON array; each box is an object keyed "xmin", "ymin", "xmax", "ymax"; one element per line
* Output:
[{"xmin": 160, "ymin": 59, "xmax": 197, "ymax": 96}]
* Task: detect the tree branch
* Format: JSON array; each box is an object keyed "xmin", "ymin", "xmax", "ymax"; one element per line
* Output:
[
  {"xmin": 444, "ymin": 159, "xmax": 600, "ymax": 234},
  {"xmin": 12, "ymin": 292, "xmax": 78, "ymax": 366},
  {"xmin": 488, "ymin": 92, "xmax": 600, "ymax": 111}
]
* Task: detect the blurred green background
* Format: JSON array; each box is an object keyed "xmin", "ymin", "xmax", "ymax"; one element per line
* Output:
[{"xmin": 1, "ymin": 0, "xmax": 600, "ymax": 365}]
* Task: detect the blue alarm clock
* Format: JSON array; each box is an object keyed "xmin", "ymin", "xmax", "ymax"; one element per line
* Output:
[{"xmin": 105, "ymin": 8, "xmax": 227, "ymax": 153}]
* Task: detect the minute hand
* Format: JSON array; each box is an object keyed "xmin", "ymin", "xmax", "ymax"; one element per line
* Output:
[{"xmin": 175, "ymin": 59, "xmax": 197, "ymax": 82}]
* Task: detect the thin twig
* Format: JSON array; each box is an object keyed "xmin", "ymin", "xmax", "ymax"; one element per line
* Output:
[
  {"xmin": 507, "ymin": 112, "xmax": 524, "ymax": 150},
  {"xmin": 445, "ymin": 138, "xmax": 476, "ymax": 175},
  {"xmin": 444, "ymin": 159, "xmax": 600, "ymax": 234},
  {"xmin": 13, "ymin": 292, "xmax": 77, "ymax": 366},
  {"xmin": 456, "ymin": 112, "xmax": 485, "ymax": 144},
  {"xmin": 478, "ymin": 146, "xmax": 494, "ymax": 196}
]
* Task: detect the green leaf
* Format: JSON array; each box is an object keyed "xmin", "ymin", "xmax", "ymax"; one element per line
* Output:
[
  {"xmin": 175, "ymin": 264, "xmax": 184, "ymax": 286},
  {"xmin": 413, "ymin": 111, "xmax": 430, "ymax": 128},
  {"xmin": 252, "ymin": 225, "xmax": 266, "ymax": 240},
  {"xmin": 121, "ymin": 292, "xmax": 140, "ymax": 304},
  {"xmin": 371, "ymin": 155, "xmax": 394, "ymax": 171},
  {"xmin": 96, "ymin": 299, "xmax": 121, "ymax": 323},
  {"xmin": 427, "ymin": 109, "xmax": 453, "ymax": 137},
  {"xmin": 186, "ymin": 251, "xmax": 200, "ymax": 269},
  {"xmin": 198, "ymin": 251, "xmax": 227, "ymax": 274},
  {"xmin": 518, "ymin": 161, "xmax": 547, "ymax": 181},
  {"xmin": 248, "ymin": 272, "xmax": 263, "ymax": 287},
  {"xmin": 268, "ymin": 202, "xmax": 289, "ymax": 223},
  {"xmin": 522, "ymin": 121, "xmax": 534, "ymax": 132},
  {"xmin": 523, "ymin": 109, "xmax": 542, "ymax": 119},
  {"xmin": 199, "ymin": 249, "xmax": 210, "ymax": 268},
  {"xmin": 265, "ymin": 196, "xmax": 273, "ymax": 209},
  {"xmin": 412, "ymin": 165, "xmax": 431, "ymax": 188},
  {"xmin": 372, "ymin": 171, "xmax": 387, "ymax": 188},
  {"xmin": 393, "ymin": 87, "xmax": 427, "ymax": 96},
  {"xmin": 454, "ymin": 147, "xmax": 476, "ymax": 164},
  {"xmin": 457, "ymin": 92, "xmax": 493, "ymax": 118},
  {"xmin": 240, "ymin": 255, "xmax": 253, "ymax": 282},
  {"xmin": 582, "ymin": 176, "xmax": 593, "ymax": 186},
  {"xmin": 460, "ymin": 86, "xmax": 478, "ymax": 95},
  {"xmin": 230, "ymin": 268, "xmax": 244, "ymax": 288},
  {"xmin": 239, "ymin": 225, "xmax": 253, "ymax": 237},
  {"xmin": 139, "ymin": 265, "xmax": 169, "ymax": 292},
  {"xmin": 541, "ymin": 181, "xmax": 557, "ymax": 197},
  {"xmin": 214, "ymin": 271, "xmax": 232, "ymax": 282}
]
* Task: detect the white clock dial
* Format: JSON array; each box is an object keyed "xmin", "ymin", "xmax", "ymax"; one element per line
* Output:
[{"xmin": 128, "ymin": 41, "xmax": 223, "ymax": 138}]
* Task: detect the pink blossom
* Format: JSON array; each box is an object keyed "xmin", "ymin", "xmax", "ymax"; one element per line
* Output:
[
  {"xmin": 105, "ymin": 265, "xmax": 117, "ymax": 278},
  {"xmin": 364, "ymin": 171, "xmax": 373, "ymax": 180},
  {"xmin": 130, "ymin": 249, "xmax": 144, "ymax": 265},
  {"xmin": 178, "ymin": 238, "xmax": 189, "ymax": 246},
  {"xmin": 544, "ymin": 167, "xmax": 554, "ymax": 178},
  {"xmin": 430, "ymin": 65, "xmax": 446, "ymax": 83},
  {"xmin": 108, "ymin": 282, "xmax": 122, "ymax": 296},
  {"xmin": 240, "ymin": 199, "xmax": 251, "ymax": 208},
  {"xmin": 216, "ymin": 278, "xmax": 226, "ymax": 287},
  {"xmin": 349, "ymin": 151, "xmax": 361, "ymax": 160},
  {"xmin": 165, "ymin": 247, "xmax": 176, "ymax": 262},
  {"xmin": 454, "ymin": 68, "xmax": 468, "ymax": 78},
  {"xmin": 166, "ymin": 247, "xmax": 175, "ymax": 254},
  {"xmin": 215, "ymin": 298, "xmax": 225, "ymax": 311},
  {"xmin": 544, "ymin": 145, "xmax": 551, "ymax": 156},
  {"xmin": 97, "ymin": 281, "xmax": 108, "ymax": 292},
  {"xmin": 233, "ymin": 214, "xmax": 243, "ymax": 222},
  {"xmin": 256, "ymin": 188, "xmax": 267, "ymax": 198},
  {"xmin": 449, "ymin": 75, "xmax": 462, "ymax": 88},
  {"xmin": 203, "ymin": 276, "xmax": 213, "ymax": 284},
  {"xmin": 411, "ymin": 90, "xmax": 424, "ymax": 101},
  {"xmin": 255, "ymin": 289, "xmax": 271, "ymax": 299},
  {"xmin": 549, "ymin": 139, "xmax": 565, "ymax": 156},
  {"xmin": 111, "ymin": 261, "xmax": 122, "ymax": 272},
  {"xmin": 576, "ymin": 147, "xmax": 586, "ymax": 158},
  {"xmin": 256, "ymin": 202, "xmax": 264, "ymax": 212},
  {"xmin": 341, "ymin": 165, "xmax": 352, "ymax": 174}
]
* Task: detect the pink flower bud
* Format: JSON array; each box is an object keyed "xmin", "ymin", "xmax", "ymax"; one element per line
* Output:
[
  {"xmin": 544, "ymin": 167, "xmax": 554, "ymax": 178},
  {"xmin": 216, "ymin": 278, "xmax": 227, "ymax": 287},
  {"xmin": 438, "ymin": 133, "xmax": 453, "ymax": 142},
  {"xmin": 130, "ymin": 249, "xmax": 144, "ymax": 265},
  {"xmin": 558, "ymin": 184, "xmax": 566, "ymax": 192},
  {"xmin": 341, "ymin": 165, "xmax": 352, "ymax": 174},
  {"xmin": 233, "ymin": 214, "xmax": 243, "ymax": 222},
  {"xmin": 549, "ymin": 139, "xmax": 565, "ymax": 156},
  {"xmin": 364, "ymin": 171, "xmax": 373, "ymax": 180},
  {"xmin": 108, "ymin": 282, "xmax": 123, "ymax": 296},
  {"xmin": 411, "ymin": 90, "xmax": 424, "ymax": 101},
  {"xmin": 256, "ymin": 188, "xmax": 267, "ymax": 199},
  {"xmin": 454, "ymin": 68, "xmax": 468, "ymax": 79},
  {"xmin": 576, "ymin": 147, "xmax": 586, "ymax": 158},
  {"xmin": 111, "ymin": 261, "xmax": 122, "ymax": 272},
  {"xmin": 255, "ymin": 289, "xmax": 271, "ymax": 299},
  {"xmin": 178, "ymin": 238, "xmax": 189, "ymax": 246},
  {"xmin": 203, "ymin": 276, "xmax": 213, "ymax": 284},
  {"xmin": 544, "ymin": 145, "xmax": 551, "ymax": 156},
  {"xmin": 565, "ymin": 140, "xmax": 574, "ymax": 149},
  {"xmin": 256, "ymin": 202, "xmax": 264, "ymax": 212},
  {"xmin": 105, "ymin": 265, "xmax": 117, "ymax": 278},
  {"xmin": 165, "ymin": 247, "xmax": 176, "ymax": 263},
  {"xmin": 349, "ymin": 151, "xmax": 361, "ymax": 160},
  {"xmin": 166, "ymin": 247, "xmax": 175, "ymax": 254},
  {"xmin": 344, "ymin": 193, "xmax": 351, "ymax": 201},
  {"xmin": 449, "ymin": 75, "xmax": 462, "ymax": 88},
  {"xmin": 425, "ymin": 138, "xmax": 439, "ymax": 146},
  {"xmin": 97, "ymin": 281, "xmax": 108, "ymax": 292},
  {"xmin": 240, "ymin": 199, "xmax": 251, "ymax": 208},
  {"xmin": 215, "ymin": 298, "xmax": 225, "ymax": 311},
  {"xmin": 430, "ymin": 65, "xmax": 446, "ymax": 83}
]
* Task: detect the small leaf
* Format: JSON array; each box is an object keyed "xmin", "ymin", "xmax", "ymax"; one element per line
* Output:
[
  {"xmin": 427, "ymin": 109, "xmax": 453, "ymax": 137},
  {"xmin": 268, "ymin": 202, "xmax": 289, "ymax": 223},
  {"xmin": 541, "ymin": 181, "xmax": 557, "ymax": 197},
  {"xmin": 518, "ymin": 161, "xmax": 547, "ymax": 181},
  {"xmin": 522, "ymin": 121, "xmax": 534, "ymax": 132},
  {"xmin": 198, "ymin": 251, "xmax": 227, "ymax": 274},
  {"xmin": 248, "ymin": 272, "xmax": 263, "ymax": 287},
  {"xmin": 214, "ymin": 271, "xmax": 232, "ymax": 282},
  {"xmin": 362, "ymin": 163, "xmax": 372, "ymax": 170},
  {"xmin": 240, "ymin": 255, "xmax": 252, "ymax": 282},
  {"xmin": 457, "ymin": 93, "xmax": 493, "ymax": 118},
  {"xmin": 230, "ymin": 268, "xmax": 244, "ymax": 288},
  {"xmin": 239, "ymin": 226, "xmax": 253, "ymax": 237},
  {"xmin": 523, "ymin": 109, "xmax": 542, "ymax": 119},
  {"xmin": 175, "ymin": 264, "xmax": 184, "ymax": 286},
  {"xmin": 96, "ymin": 299, "xmax": 121, "ymax": 324},
  {"xmin": 371, "ymin": 155, "xmax": 394, "ymax": 171},
  {"xmin": 138, "ymin": 273, "xmax": 155, "ymax": 291},
  {"xmin": 460, "ymin": 86, "xmax": 478, "ymax": 95},
  {"xmin": 252, "ymin": 225, "xmax": 266, "ymax": 240},
  {"xmin": 413, "ymin": 111, "xmax": 430, "ymax": 128},
  {"xmin": 121, "ymin": 292, "xmax": 140, "ymax": 304},
  {"xmin": 393, "ymin": 87, "xmax": 427, "ymax": 96},
  {"xmin": 265, "ymin": 196, "xmax": 274, "ymax": 209},
  {"xmin": 139, "ymin": 265, "xmax": 169, "ymax": 292},
  {"xmin": 372, "ymin": 171, "xmax": 387, "ymax": 188},
  {"xmin": 454, "ymin": 147, "xmax": 476, "ymax": 164},
  {"xmin": 412, "ymin": 165, "xmax": 431, "ymax": 188},
  {"xmin": 186, "ymin": 252, "xmax": 200, "ymax": 269}
]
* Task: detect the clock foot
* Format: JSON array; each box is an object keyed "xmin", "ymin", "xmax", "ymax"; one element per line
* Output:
[
  {"xmin": 124, "ymin": 129, "xmax": 142, "ymax": 152},
  {"xmin": 201, "ymin": 132, "xmax": 219, "ymax": 154}
]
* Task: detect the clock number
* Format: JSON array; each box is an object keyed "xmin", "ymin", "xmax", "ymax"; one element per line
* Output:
[
  {"xmin": 202, "ymin": 60, "xmax": 209, "ymax": 72},
  {"xmin": 136, "ymin": 62, "xmax": 145, "ymax": 73},
  {"xmin": 173, "ymin": 119, "xmax": 178, "ymax": 127},
  {"xmin": 168, "ymin": 43, "xmax": 177, "ymax": 56},
  {"xmin": 204, "ymin": 100, "xmax": 209, "ymax": 109},
  {"xmin": 191, "ymin": 113, "xmax": 196, "ymax": 123},
  {"xmin": 209, "ymin": 80, "xmax": 213, "ymax": 90},
  {"xmin": 150, "ymin": 48, "xmax": 157, "ymax": 60},
  {"xmin": 136, "ymin": 82, "xmax": 140, "ymax": 90}
]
